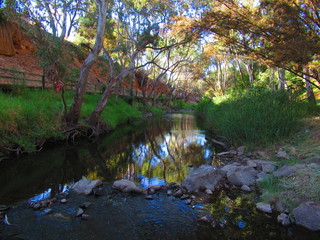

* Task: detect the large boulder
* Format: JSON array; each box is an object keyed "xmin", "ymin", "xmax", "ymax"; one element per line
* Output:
[
  {"xmin": 181, "ymin": 165, "xmax": 225, "ymax": 192},
  {"xmin": 273, "ymin": 164, "xmax": 306, "ymax": 177},
  {"xmin": 227, "ymin": 166, "xmax": 258, "ymax": 186},
  {"xmin": 292, "ymin": 202, "xmax": 320, "ymax": 231},
  {"xmin": 72, "ymin": 178, "xmax": 103, "ymax": 195},
  {"xmin": 112, "ymin": 179, "xmax": 142, "ymax": 193}
]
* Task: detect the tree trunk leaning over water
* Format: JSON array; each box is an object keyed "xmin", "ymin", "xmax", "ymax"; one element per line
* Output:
[{"xmin": 66, "ymin": 0, "xmax": 108, "ymax": 125}]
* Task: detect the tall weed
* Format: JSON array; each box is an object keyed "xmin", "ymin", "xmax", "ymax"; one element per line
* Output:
[{"xmin": 196, "ymin": 90, "xmax": 319, "ymax": 146}]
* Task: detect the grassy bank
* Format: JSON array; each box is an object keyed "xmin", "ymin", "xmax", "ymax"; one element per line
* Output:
[
  {"xmin": 0, "ymin": 89, "xmax": 164, "ymax": 153},
  {"xmin": 196, "ymin": 89, "xmax": 319, "ymax": 147}
]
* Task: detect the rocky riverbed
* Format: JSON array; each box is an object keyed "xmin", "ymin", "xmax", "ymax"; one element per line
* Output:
[{"xmin": 1, "ymin": 146, "xmax": 320, "ymax": 239}]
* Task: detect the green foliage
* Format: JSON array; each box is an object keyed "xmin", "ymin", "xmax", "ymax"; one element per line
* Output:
[
  {"xmin": 259, "ymin": 167, "xmax": 320, "ymax": 209},
  {"xmin": 0, "ymin": 8, "xmax": 7, "ymax": 24},
  {"xmin": 196, "ymin": 89, "xmax": 318, "ymax": 146},
  {"xmin": 0, "ymin": 90, "xmax": 63, "ymax": 152},
  {"xmin": 171, "ymin": 100, "xmax": 195, "ymax": 110},
  {"xmin": 80, "ymin": 95, "xmax": 142, "ymax": 129}
]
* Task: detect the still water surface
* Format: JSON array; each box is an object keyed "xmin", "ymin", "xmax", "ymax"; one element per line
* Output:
[{"xmin": 0, "ymin": 114, "xmax": 318, "ymax": 239}]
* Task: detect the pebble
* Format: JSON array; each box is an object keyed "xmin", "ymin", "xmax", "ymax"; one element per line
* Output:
[
  {"xmin": 241, "ymin": 185, "xmax": 252, "ymax": 192},
  {"xmin": 76, "ymin": 208, "xmax": 84, "ymax": 217},
  {"xmin": 166, "ymin": 190, "xmax": 173, "ymax": 196},
  {"xmin": 43, "ymin": 208, "xmax": 53, "ymax": 215},
  {"xmin": 145, "ymin": 195, "xmax": 154, "ymax": 200},
  {"xmin": 198, "ymin": 216, "xmax": 210, "ymax": 222},
  {"xmin": 205, "ymin": 189, "xmax": 213, "ymax": 195},
  {"xmin": 181, "ymin": 194, "xmax": 190, "ymax": 200},
  {"xmin": 148, "ymin": 188, "xmax": 156, "ymax": 195},
  {"xmin": 60, "ymin": 199, "xmax": 67, "ymax": 204},
  {"xmin": 185, "ymin": 199, "xmax": 192, "ymax": 205}
]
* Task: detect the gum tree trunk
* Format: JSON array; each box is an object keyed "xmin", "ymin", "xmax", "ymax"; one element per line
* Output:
[{"xmin": 66, "ymin": 0, "xmax": 108, "ymax": 125}]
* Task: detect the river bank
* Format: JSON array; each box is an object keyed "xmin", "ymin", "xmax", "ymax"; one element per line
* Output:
[{"xmin": 0, "ymin": 89, "xmax": 194, "ymax": 160}]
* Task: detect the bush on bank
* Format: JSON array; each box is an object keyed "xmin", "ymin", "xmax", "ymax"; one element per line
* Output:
[{"xmin": 196, "ymin": 89, "xmax": 319, "ymax": 146}]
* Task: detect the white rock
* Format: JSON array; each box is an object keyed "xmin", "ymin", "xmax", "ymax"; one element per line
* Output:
[
  {"xmin": 256, "ymin": 202, "xmax": 272, "ymax": 213},
  {"xmin": 112, "ymin": 179, "xmax": 142, "ymax": 193},
  {"xmin": 72, "ymin": 178, "xmax": 103, "ymax": 195}
]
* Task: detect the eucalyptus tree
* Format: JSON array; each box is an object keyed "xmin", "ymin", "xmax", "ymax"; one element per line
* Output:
[
  {"xmin": 190, "ymin": 0, "xmax": 320, "ymax": 91},
  {"xmin": 67, "ymin": 0, "xmax": 109, "ymax": 125},
  {"xmin": 85, "ymin": 0, "xmax": 196, "ymax": 126},
  {"xmin": 20, "ymin": 0, "xmax": 88, "ymax": 40}
]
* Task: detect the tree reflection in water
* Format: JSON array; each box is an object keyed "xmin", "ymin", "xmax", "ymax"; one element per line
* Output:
[
  {"xmin": 0, "ymin": 114, "xmax": 216, "ymax": 204},
  {"xmin": 91, "ymin": 113, "xmax": 216, "ymax": 188}
]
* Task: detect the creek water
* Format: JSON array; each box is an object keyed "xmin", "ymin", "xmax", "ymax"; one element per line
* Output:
[{"xmin": 0, "ymin": 114, "xmax": 318, "ymax": 240}]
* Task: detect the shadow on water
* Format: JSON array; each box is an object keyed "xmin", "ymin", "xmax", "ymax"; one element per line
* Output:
[{"xmin": 0, "ymin": 114, "xmax": 319, "ymax": 239}]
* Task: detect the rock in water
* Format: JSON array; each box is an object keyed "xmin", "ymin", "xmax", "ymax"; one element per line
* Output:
[
  {"xmin": 112, "ymin": 179, "xmax": 142, "ymax": 193},
  {"xmin": 76, "ymin": 208, "xmax": 84, "ymax": 217},
  {"xmin": 256, "ymin": 202, "xmax": 272, "ymax": 214},
  {"xmin": 72, "ymin": 178, "xmax": 103, "ymax": 195},
  {"xmin": 181, "ymin": 165, "xmax": 225, "ymax": 193},
  {"xmin": 292, "ymin": 202, "xmax": 320, "ymax": 231}
]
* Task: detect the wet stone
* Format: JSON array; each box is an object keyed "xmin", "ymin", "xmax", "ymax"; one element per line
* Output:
[
  {"xmin": 205, "ymin": 189, "xmax": 213, "ymax": 195},
  {"xmin": 148, "ymin": 188, "xmax": 156, "ymax": 195},
  {"xmin": 173, "ymin": 189, "xmax": 183, "ymax": 197},
  {"xmin": 145, "ymin": 195, "xmax": 154, "ymax": 200},
  {"xmin": 32, "ymin": 203, "xmax": 41, "ymax": 209},
  {"xmin": 72, "ymin": 178, "xmax": 103, "ymax": 195},
  {"xmin": 60, "ymin": 199, "xmax": 67, "ymax": 204},
  {"xmin": 181, "ymin": 194, "xmax": 190, "ymax": 200},
  {"xmin": 149, "ymin": 185, "xmax": 162, "ymax": 191},
  {"xmin": 198, "ymin": 216, "xmax": 211, "ymax": 223},
  {"xmin": 166, "ymin": 190, "xmax": 173, "ymax": 196},
  {"xmin": 185, "ymin": 199, "xmax": 192, "ymax": 205},
  {"xmin": 43, "ymin": 208, "xmax": 53, "ymax": 215},
  {"xmin": 76, "ymin": 208, "xmax": 84, "ymax": 217}
]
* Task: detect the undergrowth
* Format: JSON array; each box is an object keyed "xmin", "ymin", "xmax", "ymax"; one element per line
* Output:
[{"xmin": 196, "ymin": 90, "xmax": 319, "ymax": 147}]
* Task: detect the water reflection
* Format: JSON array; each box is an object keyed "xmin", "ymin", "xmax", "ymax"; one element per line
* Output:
[{"xmin": 0, "ymin": 114, "xmax": 216, "ymax": 204}]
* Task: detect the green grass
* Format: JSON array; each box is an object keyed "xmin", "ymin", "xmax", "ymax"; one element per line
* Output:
[
  {"xmin": 196, "ymin": 90, "xmax": 319, "ymax": 147},
  {"xmin": 259, "ymin": 167, "xmax": 320, "ymax": 209},
  {"xmin": 0, "ymin": 90, "xmax": 158, "ymax": 152}
]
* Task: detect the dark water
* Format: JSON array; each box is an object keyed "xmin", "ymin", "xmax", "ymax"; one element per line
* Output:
[{"xmin": 0, "ymin": 114, "xmax": 319, "ymax": 239}]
